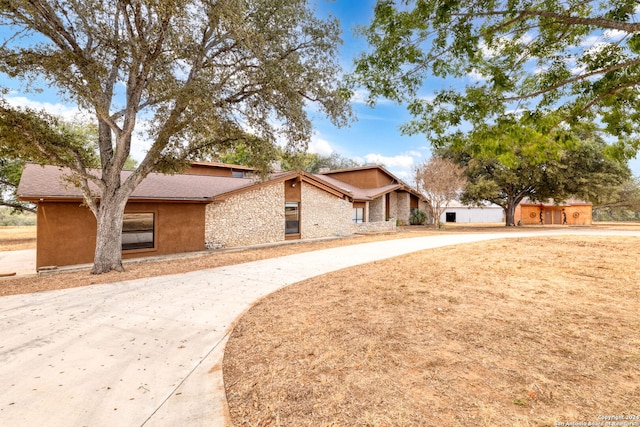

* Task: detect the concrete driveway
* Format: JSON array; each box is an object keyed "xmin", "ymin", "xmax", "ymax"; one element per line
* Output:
[
  {"xmin": 1, "ymin": 229, "xmax": 638, "ymax": 426},
  {"xmin": 0, "ymin": 249, "xmax": 36, "ymax": 276}
]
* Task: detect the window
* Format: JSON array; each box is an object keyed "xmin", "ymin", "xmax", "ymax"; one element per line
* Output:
[
  {"xmin": 352, "ymin": 207, "xmax": 364, "ymax": 223},
  {"xmin": 122, "ymin": 213, "xmax": 155, "ymax": 250},
  {"xmin": 231, "ymin": 170, "xmax": 245, "ymax": 178},
  {"xmin": 285, "ymin": 202, "xmax": 299, "ymax": 234}
]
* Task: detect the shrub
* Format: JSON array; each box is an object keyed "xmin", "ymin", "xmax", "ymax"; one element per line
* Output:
[{"xmin": 409, "ymin": 209, "xmax": 427, "ymax": 225}]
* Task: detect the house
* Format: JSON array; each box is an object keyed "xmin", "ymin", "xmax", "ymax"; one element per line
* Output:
[
  {"xmin": 514, "ymin": 198, "xmax": 593, "ymax": 225},
  {"xmin": 440, "ymin": 200, "xmax": 505, "ymax": 224},
  {"xmin": 315, "ymin": 165, "xmax": 427, "ymax": 226},
  {"xmin": 18, "ymin": 163, "xmax": 425, "ymax": 270}
]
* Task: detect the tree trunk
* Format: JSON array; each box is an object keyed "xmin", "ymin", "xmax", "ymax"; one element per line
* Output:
[
  {"xmin": 505, "ymin": 203, "xmax": 517, "ymax": 226},
  {"xmin": 91, "ymin": 192, "xmax": 128, "ymax": 274}
]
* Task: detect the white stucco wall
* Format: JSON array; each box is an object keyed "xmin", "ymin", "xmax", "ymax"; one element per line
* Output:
[{"xmin": 440, "ymin": 205, "xmax": 504, "ymax": 223}]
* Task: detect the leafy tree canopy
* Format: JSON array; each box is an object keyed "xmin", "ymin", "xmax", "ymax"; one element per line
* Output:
[
  {"xmin": 593, "ymin": 176, "xmax": 640, "ymax": 221},
  {"xmin": 214, "ymin": 143, "xmax": 360, "ymax": 174},
  {"xmin": 440, "ymin": 116, "xmax": 629, "ymax": 225},
  {"xmin": 352, "ymin": 0, "xmax": 640, "ymax": 156},
  {"xmin": 0, "ymin": 103, "xmax": 98, "ymax": 212}
]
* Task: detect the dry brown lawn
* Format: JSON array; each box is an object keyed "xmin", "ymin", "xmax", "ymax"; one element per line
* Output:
[
  {"xmin": 0, "ymin": 226, "xmax": 36, "ymax": 251},
  {"xmin": 223, "ymin": 234, "xmax": 640, "ymax": 427},
  {"xmin": 1, "ymin": 223, "xmax": 639, "ymax": 425}
]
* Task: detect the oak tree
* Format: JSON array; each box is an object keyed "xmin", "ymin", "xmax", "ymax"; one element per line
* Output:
[
  {"xmin": 0, "ymin": 0, "xmax": 351, "ymax": 273},
  {"xmin": 442, "ymin": 118, "xmax": 629, "ymax": 226},
  {"xmin": 352, "ymin": 0, "xmax": 640, "ymax": 155}
]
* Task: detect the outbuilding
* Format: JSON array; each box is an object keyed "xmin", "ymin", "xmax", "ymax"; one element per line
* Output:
[
  {"xmin": 440, "ymin": 200, "xmax": 505, "ymax": 224},
  {"xmin": 515, "ymin": 198, "xmax": 593, "ymax": 225}
]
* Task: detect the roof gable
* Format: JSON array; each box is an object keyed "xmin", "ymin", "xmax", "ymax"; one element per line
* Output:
[
  {"xmin": 315, "ymin": 165, "xmax": 425, "ymax": 201},
  {"xmin": 319, "ymin": 165, "xmax": 400, "ymax": 189},
  {"xmin": 210, "ymin": 170, "xmax": 353, "ymax": 201},
  {"xmin": 18, "ymin": 164, "xmax": 353, "ymax": 204},
  {"xmin": 18, "ymin": 164, "xmax": 255, "ymax": 202}
]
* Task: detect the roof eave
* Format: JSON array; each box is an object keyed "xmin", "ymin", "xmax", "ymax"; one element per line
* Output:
[{"xmin": 19, "ymin": 195, "xmax": 212, "ymax": 204}]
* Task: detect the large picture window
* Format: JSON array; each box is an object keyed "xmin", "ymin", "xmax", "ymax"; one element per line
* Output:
[
  {"xmin": 122, "ymin": 213, "xmax": 155, "ymax": 250},
  {"xmin": 352, "ymin": 207, "xmax": 364, "ymax": 223},
  {"xmin": 285, "ymin": 202, "xmax": 299, "ymax": 234}
]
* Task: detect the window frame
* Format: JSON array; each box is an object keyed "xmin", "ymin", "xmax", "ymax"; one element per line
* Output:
[
  {"xmin": 122, "ymin": 212, "xmax": 156, "ymax": 252},
  {"xmin": 285, "ymin": 202, "xmax": 300, "ymax": 235},
  {"xmin": 352, "ymin": 207, "xmax": 364, "ymax": 223}
]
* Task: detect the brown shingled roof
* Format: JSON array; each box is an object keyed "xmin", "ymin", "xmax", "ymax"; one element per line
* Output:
[
  {"xmin": 311, "ymin": 173, "xmax": 402, "ymax": 201},
  {"xmin": 519, "ymin": 197, "xmax": 592, "ymax": 206},
  {"xmin": 17, "ymin": 164, "xmax": 255, "ymax": 202}
]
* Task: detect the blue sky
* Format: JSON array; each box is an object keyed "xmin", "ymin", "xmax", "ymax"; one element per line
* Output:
[
  {"xmin": 312, "ymin": 0, "xmax": 433, "ymax": 181},
  {"xmin": 2, "ymin": 0, "xmax": 639, "ymax": 181}
]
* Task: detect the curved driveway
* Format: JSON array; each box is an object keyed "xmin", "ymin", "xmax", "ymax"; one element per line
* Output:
[{"xmin": 1, "ymin": 229, "xmax": 638, "ymax": 426}]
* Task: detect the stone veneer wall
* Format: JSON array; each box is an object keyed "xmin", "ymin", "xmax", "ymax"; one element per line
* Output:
[
  {"xmin": 388, "ymin": 192, "xmax": 398, "ymax": 221},
  {"xmin": 369, "ymin": 196, "xmax": 386, "ymax": 222},
  {"xmin": 205, "ymin": 184, "xmax": 284, "ymax": 248},
  {"xmin": 353, "ymin": 219, "xmax": 396, "ymax": 233},
  {"xmin": 396, "ymin": 192, "xmax": 411, "ymax": 225},
  {"xmin": 301, "ymin": 182, "xmax": 353, "ymax": 238}
]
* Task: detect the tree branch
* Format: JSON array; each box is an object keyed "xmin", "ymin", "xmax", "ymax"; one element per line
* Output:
[
  {"xmin": 504, "ymin": 58, "xmax": 640, "ymax": 102},
  {"xmin": 0, "ymin": 199, "xmax": 36, "ymax": 213}
]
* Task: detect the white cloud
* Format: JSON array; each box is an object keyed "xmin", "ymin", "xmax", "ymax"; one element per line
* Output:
[
  {"xmin": 467, "ymin": 69, "xmax": 488, "ymax": 82},
  {"xmin": 584, "ymin": 41, "xmax": 611, "ymax": 56},
  {"xmin": 359, "ymin": 150, "xmax": 429, "ymax": 182},
  {"xmin": 4, "ymin": 95, "xmax": 90, "ymax": 122},
  {"xmin": 604, "ymin": 29, "xmax": 626, "ymax": 41},
  {"xmin": 570, "ymin": 64, "xmax": 587, "ymax": 75},
  {"xmin": 479, "ymin": 33, "xmax": 534, "ymax": 59},
  {"xmin": 349, "ymin": 88, "xmax": 370, "ymax": 104},
  {"xmin": 580, "ymin": 35, "xmax": 601, "ymax": 48},
  {"xmin": 349, "ymin": 88, "xmax": 393, "ymax": 105},
  {"xmin": 308, "ymin": 136, "xmax": 334, "ymax": 156},
  {"xmin": 364, "ymin": 153, "xmax": 415, "ymax": 169}
]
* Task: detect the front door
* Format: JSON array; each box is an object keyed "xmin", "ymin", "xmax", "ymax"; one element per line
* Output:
[
  {"xmin": 285, "ymin": 202, "xmax": 300, "ymax": 236},
  {"xmin": 385, "ymin": 193, "xmax": 390, "ymax": 220}
]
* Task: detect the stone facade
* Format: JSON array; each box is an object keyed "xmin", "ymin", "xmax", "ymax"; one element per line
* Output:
[
  {"xmin": 395, "ymin": 192, "xmax": 411, "ymax": 225},
  {"xmin": 205, "ymin": 183, "xmax": 284, "ymax": 248},
  {"xmin": 204, "ymin": 179, "xmax": 416, "ymax": 250},
  {"xmin": 369, "ymin": 196, "xmax": 386, "ymax": 222},
  {"xmin": 300, "ymin": 183, "xmax": 353, "ymax": 238},
  {"xmin": 388, "ymin": 192, "xmax": 398, "ymax": 221},
  {"xmin": 365, "ymin": 191, "xmax": 413, "ymax": 224},
  {"xmin": 354, "ymin": 219, "xmax": 396, "ymax": 233}
]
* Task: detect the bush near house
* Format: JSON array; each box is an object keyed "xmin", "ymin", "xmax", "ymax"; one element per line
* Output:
[{"xmin": 409, "ymin": 209, "xmax": 427, "ymax": 225}]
